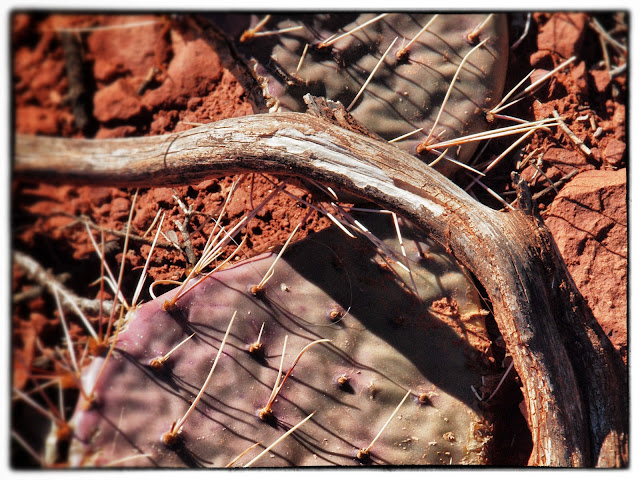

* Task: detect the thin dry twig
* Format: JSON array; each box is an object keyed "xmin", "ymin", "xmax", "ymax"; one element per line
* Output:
[{"xmin": 13, "ymin": 251, "xmax": 113, "ymax": 317}]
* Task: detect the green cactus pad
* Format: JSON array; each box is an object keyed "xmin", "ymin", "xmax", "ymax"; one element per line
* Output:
[{"xmin": 68, "ymin": 213, "xmax": 493, "ymax": 466}]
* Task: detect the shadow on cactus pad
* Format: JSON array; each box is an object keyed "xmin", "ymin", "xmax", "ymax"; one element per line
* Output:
[{"xmin": 68, "ymin": 212, "xmax": 495, "ymax": 467}]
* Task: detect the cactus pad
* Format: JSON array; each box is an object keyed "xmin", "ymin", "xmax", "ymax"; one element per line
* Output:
[
  {"xmin": 67, "ymin": 213, "xmax": 493, "ymax": 466},
  {"xmin": 214, "ymin": 13, "xmax": 509, "ymax": 175}
]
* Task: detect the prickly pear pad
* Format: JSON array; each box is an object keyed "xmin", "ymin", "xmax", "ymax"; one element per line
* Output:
[
  {"xmin": 68, "ymin": 214, "xmax": 493, "ymax": 466},
  {"xmin": 215, "ymin": 13, "xmax": 508, "ymax": 175}
]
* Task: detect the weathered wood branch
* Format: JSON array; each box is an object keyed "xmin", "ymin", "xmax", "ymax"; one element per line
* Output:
[{"xmin": 14, "ymin": 108, "xmax": 627, "ymax": 467}]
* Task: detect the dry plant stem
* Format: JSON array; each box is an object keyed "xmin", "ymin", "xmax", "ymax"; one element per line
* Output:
[
  {"xmin": 552, "ymin": 109, "xmax": 592, "ymax": 157},
  {"xmin": 15, "ymin": 109, "xmax": 627, "ymax": 467},
  {"xmin": 589, "ymin": 17, "xmax": 627, "ymax": 55},
  {"xmin": 531, "ymin": 168, "xmax": 579, "ymax": 202},
  {"xmin": 13, "ymin": 250, "xmax": 113, "ymax": 316}
]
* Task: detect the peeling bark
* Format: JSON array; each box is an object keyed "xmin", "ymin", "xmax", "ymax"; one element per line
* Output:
[{"xmin": 14, "ymin": 105, "xmax": 628, "ymax": 467}]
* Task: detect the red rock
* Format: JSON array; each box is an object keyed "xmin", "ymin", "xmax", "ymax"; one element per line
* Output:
[
  {"xmin": 603, "ymin": 138, "xmax": 626, "ymax": 167},
  {"xmin": 543, "ymin": 169, "xmax": 627, "ymax": 362},
  {"xmin": 571, "ymin": 61, "xmax": 589, "ymax": 95},
  {"xmin": 87, "ymin": 187, "xmax": 113, "ymax": 206},
  {"xmin": 150, "ymin": 110, "xmax": 177, "ymax": 133},
  {"xmin": 95, "ymin": 125, "xmax": 139, "ymax": 139},
  {"xmin": 531, "ymin": 99, "xmax": 555, "ymax": 120},
  {"xmin": 537, "ymin": 12, "xmax": 588, "ymax": 59},
  {"xmin": 142, "ymin": 29, "xmax": 223, "ymax": 110},
  {"xmin": 87, "ymin": 15, "xmax": 162, "ymax": 82},
  {"xmin": 15, "ymin": 105, "xmax": 60, "ymax": 135},
  {"xmin": 591, "ymin": 69, "xmax": 611, "ymax": 93},
  {"xmin": 93, "ymin": 78, "xmax": 142, "ymax": 122},
  {"xmin": 529, "ymin": 50, "xmax": 552, "ymax": 69},
  {"xmin": 542, "ymin": 147, "xmax": 595, "ymax": 175},
  {"xmin": 153, "ymin": 187, "xmax": 176, "ymax": 206},
  {"xmin": 111, "ymin": 196, "xmax": 132, "ymax": 220}
]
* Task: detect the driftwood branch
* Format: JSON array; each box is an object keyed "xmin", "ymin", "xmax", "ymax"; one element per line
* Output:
[{"xmin": 14, "ymin": 105, "xmax": 627, "ymax": 467}]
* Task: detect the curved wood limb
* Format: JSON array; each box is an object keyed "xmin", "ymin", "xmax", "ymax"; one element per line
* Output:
[{"xmin": 14, "ymin": 104, "xmax": 627, "ymax": 467}]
